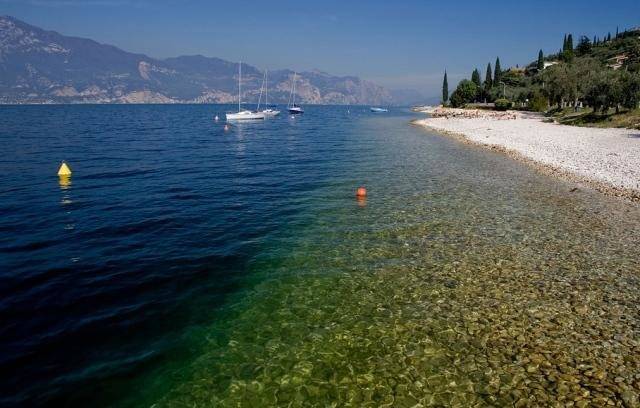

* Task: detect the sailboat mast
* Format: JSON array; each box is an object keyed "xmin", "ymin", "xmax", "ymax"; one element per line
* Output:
[
  {"xmin": 256, "ymin": 71, "xmax": 264, "ymax": 111},
  {"xmin": 292, "ymin": 72, "xmax": 296, "ymax": 105},
  {"xmin": 265, "ymin": 70, "xmax": 268, "ymax": 106},
  {"xmin": 287, "ymin": 72, "xmax": 294, "ymax": 108},
  {"xmin": 238, "ymin": 62, "xmax": 241, "ymax": 112}
]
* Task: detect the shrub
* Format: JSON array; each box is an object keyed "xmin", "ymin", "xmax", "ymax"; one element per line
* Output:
[
  {"xmin": 487, "ymin": 87, "xmax": 502, "ymax": 103},
  {"xmin": 494, "ymin": 98, "xmax": 512, "ymax": 111},
  {"xmin": 529, "ymin": 93, "xmax": 548, "ymax": 112}
]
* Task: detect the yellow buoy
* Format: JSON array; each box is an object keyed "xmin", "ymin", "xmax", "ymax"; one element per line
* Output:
[{"xmin": 58, "ymin": 161, "xmax": 72, "ymax": 176}]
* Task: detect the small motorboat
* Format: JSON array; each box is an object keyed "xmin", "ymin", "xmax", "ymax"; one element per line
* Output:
[{"xmin": 370, "ymin": 107, "xmax": 388, "ymax": 113}]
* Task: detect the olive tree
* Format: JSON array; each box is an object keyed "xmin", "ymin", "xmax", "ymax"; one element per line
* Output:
[{"xmin": 449, "ymin": 80, "xmax": 478, "ymax": 107}]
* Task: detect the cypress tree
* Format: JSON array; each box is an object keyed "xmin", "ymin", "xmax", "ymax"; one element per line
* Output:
[
  {"xmin": 593, "ymin": 35, "xmax": 596, "ymax": 45},
  {"xmin": 561, "ymin": 34, "xmax": 574, "ymax": 62},
  {"xmin": 494, "ymin": 57, "xmax": 502, "ymax": 86},
  {"xmin": 471, "ymin": 68, "xmax": 481, "ymax": 88},
  {"xmin": 607, "ymin": 32, "xmax": 611, "ymax": 42},
  {"xmin": 576, "ymin": 36, "xmax": 592, "ymax": 56},
  {"xmin": 563, "ymin": 34, "xmax": 568, "ymax": 52},
  {"xmin": 470, "ymin": 69, "xmax": 481, "ymax": 102},
  {"xmin": 442, "ymin": 71, "xmax": 449, "ymax": 104},
  {"xmin": 616, "ymin": 26, "xmax": 619, "ymax": 38},
  {"xmin": 484, "ymin": 63, "xmax": 493, "ymax": 91},
  {"xmin": 537, "ymin": 50, "xmax": 544, "ymax": 71}
]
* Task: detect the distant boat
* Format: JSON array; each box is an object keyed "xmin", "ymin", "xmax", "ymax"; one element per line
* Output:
[
  {"xmin": 287, "ymin": 72, "xmax": 304, "ymax": 114},
  {"xmin": 370, "ymin": 107, "xmax": 388, "ymax": 113},
  {"xmin": 288, "ymin": 105, "xmax": 304, "ymax": 114},
  {"xmin": 226, "ymin": 110, "xmax": 264, "ymax": 120},
  {"xmin": 226, "ymin": 62, "xmax": 265, "ymax": 121},
  {"xmin": 262, "ymin": 107, "xmax": 280, "ymax": 116},
  {"xmin": 257, "ymin": 70, "xmax": 280, "ymax": 117}
]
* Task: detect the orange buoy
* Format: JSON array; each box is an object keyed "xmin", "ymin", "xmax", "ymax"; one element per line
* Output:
[{"xmin": 356, "ymin": 187, "xmax": 367, "ymax": 197}]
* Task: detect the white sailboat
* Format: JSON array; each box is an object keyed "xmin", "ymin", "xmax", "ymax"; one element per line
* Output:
[
  {"xmin": 226, "ymin": 62, "xmax": 265, "ymax": 121},
  {"xmin": 287, "ymin": 72, "xmax": 304, "ymax": 114},
  {"xmin": 257, "ymin": 70, "xmax": 280, "ymax": 117}
]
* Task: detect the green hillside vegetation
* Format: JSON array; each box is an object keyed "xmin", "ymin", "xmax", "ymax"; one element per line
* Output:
[{"xmin": 442, "ymin": 27, "xmax": 640, "ymax": 129}]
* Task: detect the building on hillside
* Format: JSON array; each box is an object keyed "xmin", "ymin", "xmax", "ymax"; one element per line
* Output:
[
  {"xmin": 607, "ymin": 54, "xmax": 628, "ymax": 70},
  {"xmin": 526, "ymin": 60, "xmax": 559, "ymax": 75}
]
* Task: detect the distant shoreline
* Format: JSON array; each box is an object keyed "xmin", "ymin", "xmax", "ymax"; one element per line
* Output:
[
  {"xmin": 0, "ymin": 102, "xmax": 397, "ymax": 106},
  {"xmin": 413, "ymin": 107, "xmax": 640, "ymax": 202}
]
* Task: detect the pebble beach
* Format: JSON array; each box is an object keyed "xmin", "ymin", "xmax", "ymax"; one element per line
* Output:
[{"xmin": 414, "ymin": 107, "xmax": 640, "ymax": 200}]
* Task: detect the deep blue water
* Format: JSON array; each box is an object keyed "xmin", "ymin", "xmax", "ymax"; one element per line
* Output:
[
  {"xmin": 2, "ymin": 105, "xmax": 639, "ymax": 407},
  {"xmin": 0, "ymin": 105, "xmax": 410, "ymax": 405}
]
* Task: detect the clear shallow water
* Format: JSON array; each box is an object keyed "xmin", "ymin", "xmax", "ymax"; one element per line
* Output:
[{"xmin": 1, "ymin": 105, "xmax": 639, "ymax": 406}]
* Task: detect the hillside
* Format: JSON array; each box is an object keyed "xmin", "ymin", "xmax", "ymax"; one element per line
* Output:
[
  {"xmin": 0, "ymin": 16, "xmax": 396, "ymax": 105},
  {"xmin": 445, "ymin": 26, "xmax": 640, "ymax": 128}
]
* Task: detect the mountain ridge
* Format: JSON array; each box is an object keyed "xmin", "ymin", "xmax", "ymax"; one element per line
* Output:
[{"xmin": 0, "ymin": 15, "xmax": 404, "ymax": 105}]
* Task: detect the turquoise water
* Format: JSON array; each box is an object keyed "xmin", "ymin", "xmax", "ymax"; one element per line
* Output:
[{"xmin": 1, "ymin": 105, "xmax": 639, "ymax": 406}]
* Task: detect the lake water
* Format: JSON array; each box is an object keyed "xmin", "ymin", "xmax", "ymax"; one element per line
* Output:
[{"xmin": 1, "ymin": 105, "xmax": 639, "ymax": 406}]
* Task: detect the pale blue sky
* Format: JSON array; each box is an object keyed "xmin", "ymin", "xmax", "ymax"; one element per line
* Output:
[{"xmin": 2, "ymin": 0, "xmax": 639, "ymax": 96}]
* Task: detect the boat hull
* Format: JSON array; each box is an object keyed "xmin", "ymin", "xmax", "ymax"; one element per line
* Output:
[
  {"xmin": 226, "ymin": 111, "xmax": 265, "ymax": 120},
  {"xmin": 288, "ymin": 107, "xmax": 304, "ymax": 114},
  {"xmin": 262, "ymin": 109, "xmax": 280, "ymax": 117},
  {"xmin": 370, "ymin": 107, "xmax": 388, "ymax": 112}
]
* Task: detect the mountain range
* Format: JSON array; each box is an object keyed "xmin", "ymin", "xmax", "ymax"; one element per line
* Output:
[{"xmin": 0, "ymin": 15, "xmax": 418, "ymax": 105}]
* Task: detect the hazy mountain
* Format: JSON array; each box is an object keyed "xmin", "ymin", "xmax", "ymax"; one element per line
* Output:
[
  {"xmin": 0, "ymin": 15, "xmax": 400, "ymax": 105},
  {"xmin": 388, "ymin": 89, "xmax": 432, "ymax": 106}
]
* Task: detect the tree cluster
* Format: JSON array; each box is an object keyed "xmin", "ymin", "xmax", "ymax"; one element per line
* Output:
[
  {"xmin": 442, "ymin": 26, "xmax": 640, "ymax": 113},
  {"xmin": 445, "ymin": 57, "xmax": 505, "ymax": 107}
]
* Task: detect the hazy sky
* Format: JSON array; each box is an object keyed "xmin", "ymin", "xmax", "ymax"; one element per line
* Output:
[{"xmin": 2, "ymin": 0, "xmax": 639, "ymax": 96}]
